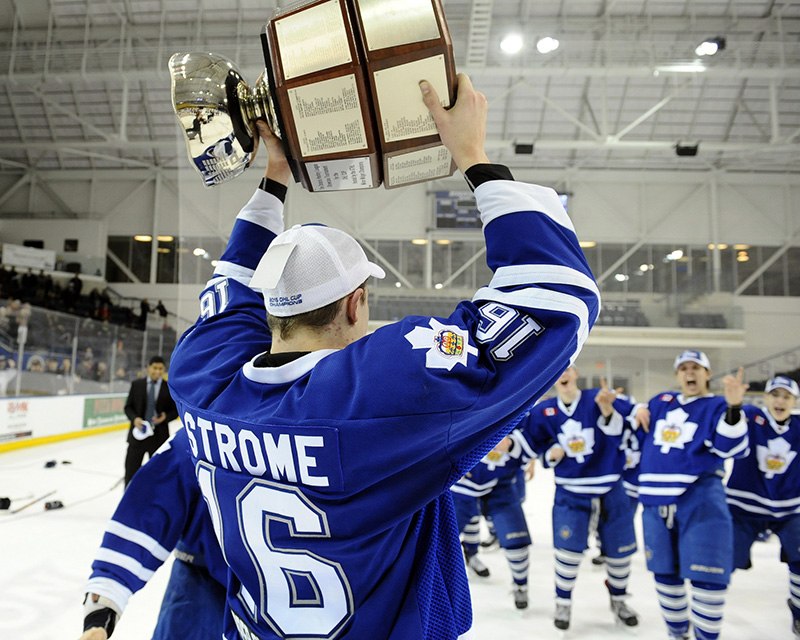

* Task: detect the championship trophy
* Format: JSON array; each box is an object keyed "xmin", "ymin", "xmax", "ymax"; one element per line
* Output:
[{"xmin": 170, "ymin": 0, "xmax": 456, "ymax": 192}]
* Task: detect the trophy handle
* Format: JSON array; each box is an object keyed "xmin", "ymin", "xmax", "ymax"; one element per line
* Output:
[{"xmin": 169, "ymin": 52, "xmax": 276, "ymax": 187}]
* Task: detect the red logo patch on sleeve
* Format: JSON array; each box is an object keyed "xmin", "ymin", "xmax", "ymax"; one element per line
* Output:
[{"xmin": 544, "ymin": 407, "xmax": 557, "ymax": 417}]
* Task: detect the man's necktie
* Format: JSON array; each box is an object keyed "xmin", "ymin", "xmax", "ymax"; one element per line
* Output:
[{"xmin": 146, "ymin": 380, "xmax": 157, "ymax": 422}]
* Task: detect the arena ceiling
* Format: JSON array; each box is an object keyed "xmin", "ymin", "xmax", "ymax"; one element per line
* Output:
[{"xmin": 0, "ymin": 0, "xmax": 799, "ymax": 187}]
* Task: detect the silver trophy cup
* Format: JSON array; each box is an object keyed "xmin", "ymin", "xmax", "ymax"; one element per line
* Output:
[{"xmin": 169, "ymin": 52, "xmax": 276, "ymax": 187}]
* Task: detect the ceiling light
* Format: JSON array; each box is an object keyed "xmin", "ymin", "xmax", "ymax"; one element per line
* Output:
[
  {"xmin": 211, "ymin": 260, "xmax": 219, "ymax": 267},
  {"xmin": 500, "ymin": 34, "xmax": 524, "ymax": 54},
  {"xmin": 411, "ymin": 239, "xmax": 428, "ymax": 245},
  {"xmin": 536, "ymin": 37, "xmax": 559, "ymax": 54},
  {"xmin": 695, "ymin": 37, "xmax": 726, "ymax": 57},
  {"xmin": 667, "ymin": 249, "xmax": 684, "ymax": 261},
  {"xmin": 157, "ymin": 235, "xmax": 174, "ymax": 242},
  {"xmin": 395, "ymin": 282, "xmax": 402, "ymax": 288},
  {"xmin": 157, "ymin": 248, "xmax": 170, "ymax": 254},
  {"xmin": 193, "ymin": 247, "xmax": 205, "ymax": 256},
  {"xmin": 614, "ymin": 273, "xmax": 629, "ymax": 282},
  {"xmin": 737, "ymin": 253, "xmax": 749, "ymax": 262},
  {"xmin": 134, "ymin": 235, "xmax": 152, "ymax": 242},
  {"xmin": 434, "ymin": 283, "xmax": 443, "ymax": 289},
  {"xmin": 579, "ymin": 241, "xmax": 596, "ymax": 248},
  {"xmin": 435, "ymin": 239, "xmax": 451, "ymax": 245},
  {"xmin": 733, "ymin": 243, "xmax": 750, "ymax": 250}
]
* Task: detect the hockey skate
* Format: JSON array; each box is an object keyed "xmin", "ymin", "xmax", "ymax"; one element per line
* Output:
[
  {"xmin": 606, "ymin": 581, "xmax": 638, "ymax": 626},
  {"xmin": 591, "ymin": 551, "xmax": 606, "ymax": 566},
  {"xmin": 554, "ymin": 599, "xmax": 571, "ymax": 630},
  {"xmin": 512, "ymin": 585, "xmax": 528, "ymax": 610},
  {"xmin": 793, "ymin": 617, "xmax": 800, "ymax": 639},
  {"xmin": 465, "ymin": 552, "xmax": 490, "ymax": 578},
  {"xmin": 610, "ymin": 596, "xmax": 638, "ymax": 627},
  {"xmin": 480, "ymin": 533, "xmax": 498, "ymax": 549}
]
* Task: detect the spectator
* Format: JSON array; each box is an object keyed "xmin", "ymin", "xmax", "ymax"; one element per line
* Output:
[
  {"xmin": 122, "ymin": 355, "xmax": 178, "ymax": 487},
  {"xmin": 138, "ymin": 298, "xmax": 151, "ymax": 330}
]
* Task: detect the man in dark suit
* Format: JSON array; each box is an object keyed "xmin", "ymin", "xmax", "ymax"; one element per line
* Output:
[{"xmin": 123, "ymin": 355, "xmax": 178, "ymax": 487}]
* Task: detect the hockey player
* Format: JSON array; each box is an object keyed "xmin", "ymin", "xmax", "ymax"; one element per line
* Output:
[
  {"xmin": 725, "ymin": 375, "xmax": 800, "ymax": 638},
  {"xmin": 639, "ymin": 350, "xmax": 749, "ymax": 640},
  {"xmin": 77, "ymin": 428, "xmax": 227, "ymax": 640},
  {"xmin": 451, "ymin": 430, "xmax": 536, "ymax": 609},
  {"xmin": 167, "ymin": 73, "xmax": 600, "ymax": 640},
  {"xmin": 520, "ymin": 367, "xmax": 647, "ymax": 631}
]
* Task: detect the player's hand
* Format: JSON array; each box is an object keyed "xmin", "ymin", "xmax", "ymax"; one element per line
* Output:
[
  {"xmin": 722, "ymin": 366, "xmax": 749, "ymax": 406},
  {"xmin": 634, "ymin": 405, "xmax": 651, "ymax": 432},
  {"xmin": 133, "ymin": 417, "xmax": 143, "ymax": 428},
  {"xmin": 492, "ymin": 436, "xmax": 513, "ymax": 454},
  {"xmin": 524, "ymin": 458, "xmax": 536, "ymax": 481},
  {"xmin": 419, "ymin": 73, "xmax": 489, "ymax": 173},
  {"xmin": 594, "ymin": 378, "xmax": 621, "ymax": 418},
  {"xmin": 548, "ymin": 445, "xmax": 565, "ymax": 463},
  {"xmin": 77, "ymin": 628, "xmax": 108, "ymax": 640},
  {"xmin": 251, "ymin": 120, "xmax": 291, "ymax": 187}
]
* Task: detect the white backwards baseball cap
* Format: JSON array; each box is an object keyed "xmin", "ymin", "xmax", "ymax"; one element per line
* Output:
[
  {"xmin": 673, "ymin": 349, "xmax": 711, "ymax": 371},
  {"xmin": 250, "ymin": 224, "xmax": 385, "ymax": 317},
  {"xmin": 765, "ymin": 376, "xmax": 800, "ymax": 398}
]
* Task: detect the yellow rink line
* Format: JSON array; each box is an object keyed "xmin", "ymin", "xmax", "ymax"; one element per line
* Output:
[{"xmin": 0, "ymin": 423, "xmax": 129, "ymax": 454}]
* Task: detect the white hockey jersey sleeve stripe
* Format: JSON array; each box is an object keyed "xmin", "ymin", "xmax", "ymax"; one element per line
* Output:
[
  {"xmin": 638, "ymin": 473, "xmax": 699, "ymax": 484},
  {"xmin": 94, "ymin": 548, "xmax": 156, "ymax": 582},
  {"xmin": 84, "ymin": 577, "xmax": 134, "ymax": 614},
  {"xmin": 472, "ymin": 286, "xmax": 592, "ymax": 356},
  {"xmin": 554, "ymin": 473, "xmax": 621, "ymax": 486},
  {"xmin": 236, "ymin": 188, "xmax": 285, "ymax": 235},
  {"xmin": 106, "ymin": 520, "xmax": 171, "ymax": 561},
  {"xmin": 211, "ymin": 261, "xmax": 255, "ymax": 284},
  {"xmin": 489, "ymin": 264, "xmax": 599, "ymax": 297},
  {"xmin": 474, "ymin": 180, "xmax": 574, "ymax": 232}
]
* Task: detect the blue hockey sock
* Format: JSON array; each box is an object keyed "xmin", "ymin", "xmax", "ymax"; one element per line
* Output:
[
  {"xmin": 690, "ymin": 580, "xmax": 726, "ymax": 640},
  {"xmin": 789, "ymin": 562, "xmax": 800, "ymax": 617},
  {"xmin": 554, "ymin": 548, "xmax": 583, "ymax": 599},
  {"xmin": 654, "ymin": 573, "xmax": 689, "ymax": 637},
  {"xmin": 461, "ymin": 515, "xmax": 481, "ymax": 556},
  {"xmin": 605, "ymin": 555, "xmax": 632, "ymax": 596},
  {"xmin": 504, "ymin": 545, "xmax": 529, "ymax": 586}
]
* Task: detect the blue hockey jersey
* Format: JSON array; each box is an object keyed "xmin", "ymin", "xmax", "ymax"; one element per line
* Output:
[
  {"xmin": 638, "ymin": 392, "xmax": 748, "ymax": 505},
  {"xmin": 85, "ymin": 428, "xmax": 226, "ymax": 613},
  {"xmin": 168, "ymin": 171, "xmax": 600, "ymax": 640},
  {"xmin": 450, "ymin": 429, "xmax": 535, "ymax": 498},
  {"xmin": 519, "ymin": 389, "xmax": 635, "ymax": 495},
  {"xmin": 726, "ymin": 406, "xmax": 800, "ymax": 520}
]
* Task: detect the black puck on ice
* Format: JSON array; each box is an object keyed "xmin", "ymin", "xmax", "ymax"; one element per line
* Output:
[
  {"xmin": 44, "ymin": 500, "xmax": 64, "ymax": 510},
  {"xmin": 44, "ymin": 460, "xmax": 57, "ymax": 468},
  {"xmin": 0, "ymin": 497, "xmax": 10, "ymax": 510}
]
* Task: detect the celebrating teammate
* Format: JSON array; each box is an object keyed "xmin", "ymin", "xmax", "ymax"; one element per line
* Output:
[
  {"xmin": 77, "ymin": 429, "xmax": 227, "ymax": 640},
  {"xmin": 451, "ymin": 430, "xmax": 536, "ymax": 609},
  {"xmin": 725, "ymin": 375, "xmax": 800, "ymax": 639},
  {"xmin": 520, "ymin": 367, "xmax": 647, "ymax": 630},
  {"xmin": 638, "ymin": 350, "xmax": 749, "ymax": 640},
  {"xmin": 167, "ymin": 73, "xmax": 600, "ymax": 640}
]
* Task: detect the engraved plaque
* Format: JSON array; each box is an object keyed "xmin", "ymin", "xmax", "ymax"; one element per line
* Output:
[
  {"xmin": 274, "ymin": 0, "xmax": 352, "ymax": 80},
  {"xmin": 386, "ymin": 144, "xmax": 454, "ymax": 187},
  {"xmin": 357, "ymin": 0, "xmax": 441, "ymax": 51},
  {"xmin": 373, "ymin": 56, "xmax": 450, "ymax": 143}
]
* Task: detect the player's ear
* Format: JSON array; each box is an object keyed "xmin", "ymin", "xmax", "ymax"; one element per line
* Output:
[{"xmin": 345, "ymin": 288, "xmax": 364, "ymax": 325}]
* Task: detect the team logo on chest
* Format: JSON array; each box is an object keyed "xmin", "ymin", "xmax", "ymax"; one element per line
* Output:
[
  {"xmin": 757, "ymin": 437, "xmax": 796, "ymax": 479},
  {"xmin": 557, "ymin": 419, "xmax": 595, "ymax": 463},
  {"xmin": 653, "ymin": 407, "xmax": 698, "ymax": 454},
  {"xmin": 405, "ymin": 319, "xmax": 479, "ymax": 371}
]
